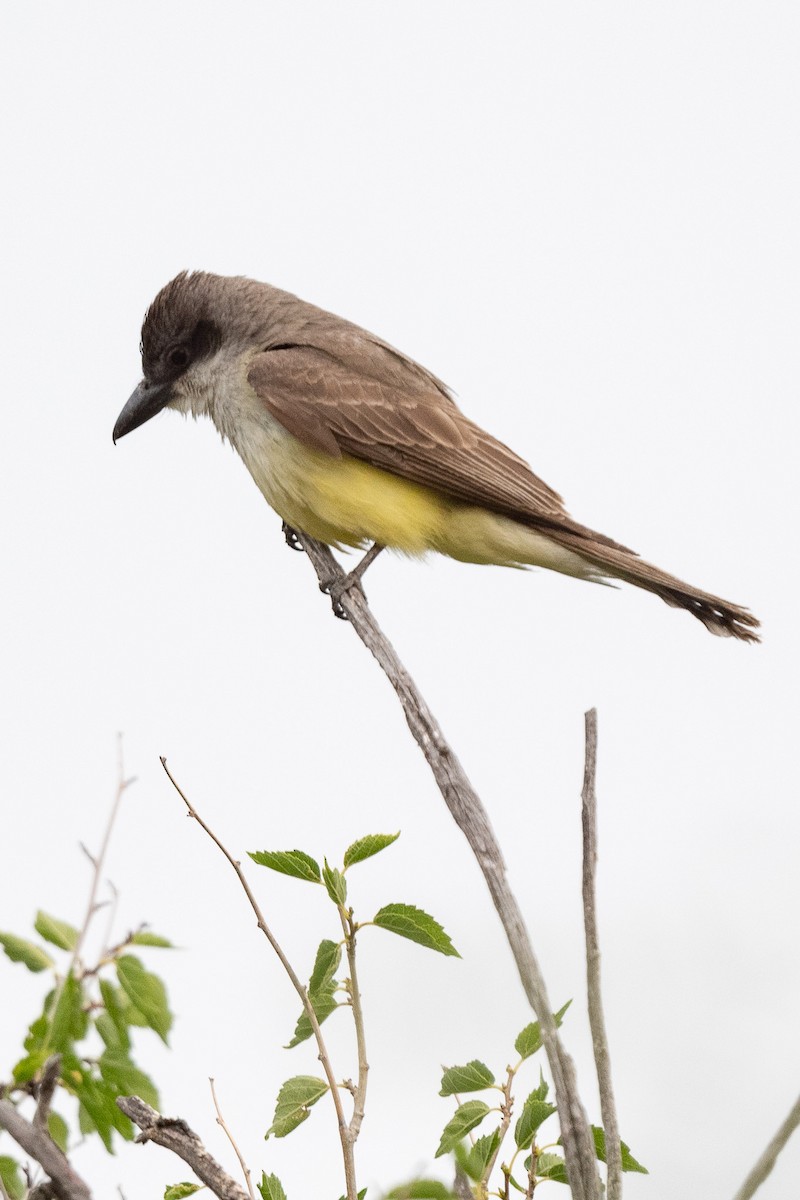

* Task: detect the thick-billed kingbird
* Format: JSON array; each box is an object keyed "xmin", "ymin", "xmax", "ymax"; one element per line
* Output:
[{"xmin": 113, "ymin": 271, "xmax": 759, "ymax": 642}]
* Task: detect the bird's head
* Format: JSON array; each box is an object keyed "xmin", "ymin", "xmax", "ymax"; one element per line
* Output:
[{"xmin": 113, "ymin": 271, "xmax": 271, "ymax": 442}]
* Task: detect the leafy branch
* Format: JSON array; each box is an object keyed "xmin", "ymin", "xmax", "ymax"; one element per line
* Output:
[
  {"xmin": 161, "ymin": 760, "xmax": 458, "ymax": 1200},
  {"xmin": 0, "ymin": 745, "xmax": 173, "ymax": 1199}
]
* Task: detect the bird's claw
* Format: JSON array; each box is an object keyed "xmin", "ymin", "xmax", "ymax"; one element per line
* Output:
[
  {"xmin": 282, "ymin": 522, "xmax": 304, "ymax": 552},
  {"xmin": 319, "ymin": 571, "xmax": 366, "ymax": 619}
]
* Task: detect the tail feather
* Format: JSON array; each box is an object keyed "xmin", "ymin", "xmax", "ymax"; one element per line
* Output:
[{"xmin": 550, "ymin": 531, "xmax": 760, "ymax": 643}]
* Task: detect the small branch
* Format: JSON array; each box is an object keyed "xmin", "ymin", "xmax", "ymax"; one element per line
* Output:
[
  {"xmin": 294, "ymin": 534, "xmax": 600, "ymax": 1200},
  {"xmin": 732, "ymin": 1093, "xmax": 800, "ymax": 1200},
  {"xmin": 100, "ymin": 881, "xmax": 121, "ymax": 958},
  {"xmin": 160, "ymin": 758, "xmax": 359, "ymax": 1200},
  {"xmin": 340, "ymin": 910, "xmax": 369, "ymax": 1142},
  {"xmin": 117, "ymin": 1096, "xmax": 248, "ymax": 1200},
  {"xmin": 581, "ymin": 709, "xmax": 621, "ymax": 1200},
  {"xmin": 482, "ymin": 1065, "xmax": 515, "ymax": 1186},
  {"xmin": 0, "ymin": 1097, "xmax": 92, "ymax": 1200},
  {"xmin": 209, "ymin": 1078, "xmax": 255, "ymax": 1200},
  {"xmin": 33, "ymin": 1055, "xmax": 61, "ymax": 1134},
  {"xmin": 71, "ymin": 736, "xmax": 134, "ymax": 973}
]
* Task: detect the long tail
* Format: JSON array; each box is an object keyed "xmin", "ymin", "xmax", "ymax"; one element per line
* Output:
[{"xmin": 549, "ymin": 526, "xmax": 760, "ymax": 643}]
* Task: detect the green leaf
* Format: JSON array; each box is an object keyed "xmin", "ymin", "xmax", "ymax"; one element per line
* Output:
[
  {"xmin": 71, "ymin": 1069, "xmax": 132, "ymax": 1151},
  {"xmin": 590, "ymin": 1126, "xmax": 648, "ymax": 1174},
  {"xmin": 95, "ymin": 1012, "xmax": 125, "ymax": 1051},
  {"xmin": 78, "ymin": 1101, "xmax": 96, "ymax": 1137},
  {"xmin": 286, "ymin": 940, "xmax": 342, "ymax": 1047},
  {"xmin": 0, "ymin": 1156, "xmax": 26, "ymax": 1200},
  {"xmin": 514, "ymin": 1092, "xmax": 557, "ymax": 1148},
  {"xmin": 50, "ymin": 974, "xmax": 87, "ymax": 1052},
  {"xmin": 98, "ymin": 980, "xmax": 132, "ymax": 1051},
  {"xmin": 322, "ymin": 861, "xmax": 347, "ymax": 906},
  {"xmin": 248, "ymin": 849, "xmax": 321, "ymax": 883},
  {"xmin": 435, "ymin": 1100, "xmax": 490, "ymax": 1157},
  {"xmin": 116, "ymin": 955, "xmax": 173, "ymax": 1043},
  {"xmin": 258, "ymin": 1173, "xmax": 288, "ymax": 1200},
  {"xmin": 455, "ymin": 1128, "xmax": 501, "ymax": 1181},
  {"xmin": 286, "ymin": 987, "xmax": 339, "ymax": 1048},
  {"xmin": 0, "ymin": 932, "xmax": 54, "ymax": 972},
  {"xmin": 343, "ymin": 831, "xmax": 400, "ymax": 868},
  {"xmin": 131, "ymin": 931, "xmax": 174, "ymax": 948},
  {"xmin": 99, "ymin": 1048, "xmax": 160, "ymax": 1108},
  {"xmin": 386, "ymin": 1184, "xmax": 455, "ymax": 1199},
  {"xmin": 119, "ymin": 999, "xmax": 150, "ymax": 1027},
  {"xmin": 534, "ymin": 1153, "xmax": 568, "ymax": 1183},
  {"xmin": 439, "ymin": 1060, "xmax": 495, "ymax": 1096},
  {"xmin": 34, "ymin": 911, "xmax": 80, "ymax": 951},
  {"xmin": 12, "ymin": 1050, "xmax": 49, "ymax": 1084},
  {"xmin": 13, "ymin": 1004, "xmax": 52, "ymax": 1081},
  {"xmin": 337, "ymin": 1191, "xmax": 367, "ymax": 1200},
  {"xmin": 308, "ymin": 939, "xmax": 341, "ymax": 994},
  {"xmin": 23, "ymin": 1009, "xmax": 50, "ymax": 1055},
  {"xmin": 266, "ymin": 1075, "xmax": 329, "ymax": 1138},
  {"xmin": 47, "ymin": 1111, "xmax": 69, "ymax": 1152},
  {"xmin": 514, "ymin": 1000, "xmax": 571, "ymax": 1061},
  {"xmin": 373, "ymin": 904, "xmax": 459, "ymax": 957},
  {"xmin": 164, "ymin": 1185, "xmax": 202, "ymax": 1199}
]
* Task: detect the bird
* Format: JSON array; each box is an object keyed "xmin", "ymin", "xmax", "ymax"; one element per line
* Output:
[{"xmin": 113, "ymin": 271, "xmax": 759, "ymax": 642}]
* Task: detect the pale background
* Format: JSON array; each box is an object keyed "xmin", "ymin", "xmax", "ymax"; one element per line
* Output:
[{"xmin": 1, "ymin": 3, "xmax": 798, "ymax": 1197}]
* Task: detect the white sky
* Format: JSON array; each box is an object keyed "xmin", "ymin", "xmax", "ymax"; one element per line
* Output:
[{"xmin": 1, "ymin": 3, "xmax": 798, "ymax": 1198}]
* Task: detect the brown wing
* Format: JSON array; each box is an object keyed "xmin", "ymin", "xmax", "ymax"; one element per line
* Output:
[
  {"xmin": 246, "ymin": 344, "xmax": 760, "ymax": 641},
  {"xmin": 246, "ymin": 345, "xmax": 600, "ymax": 535}
]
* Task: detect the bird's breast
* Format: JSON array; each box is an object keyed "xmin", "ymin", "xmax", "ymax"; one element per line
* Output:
[{"xmin": 224, "ymin": 393, "xmax": 445, "ymax": 552}]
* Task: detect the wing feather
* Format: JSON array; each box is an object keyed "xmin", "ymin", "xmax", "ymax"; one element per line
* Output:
[{"xmin": 247, "ymin": 346, "xmax": 574, "ymax": 525}]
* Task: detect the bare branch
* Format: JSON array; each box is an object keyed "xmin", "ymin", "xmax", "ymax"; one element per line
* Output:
[
  {"xmin": 294, "ymin": 534, "xmax": 600, "ymax": 1200},
  {"xmin": 71, "ymin": 735, "xmax": 134, "ymax": 973},
  {"xmin": 0, "ymin": 1097, "xmax": 92, "ymax": 1200},
  {"xmin": 159, "ymin": 759, "xmax": 359, "ymax": 1200},
  {"xmin": 581, "ymin": 709, "xmax": 621, "ymax": 1199},
  {"xmin": 33, "ymin": 1055, "xmax": 61, "ymax": 1134},
  {"xmin": 209, "ymin": 1077, "xmax": 255, "ymax": 1200},
  {"xmin": 733, "ymin": 1093, "xmax": 800, "ymax": 1200},
  {"xmin": 117, "ymin": 1096, "xmax": 248, "ymax": 1200}
]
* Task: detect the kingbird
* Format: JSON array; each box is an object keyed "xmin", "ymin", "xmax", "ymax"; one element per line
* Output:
[{"xmin": 113, "ymin": 271, "xmax": 759, "ymax": 642}]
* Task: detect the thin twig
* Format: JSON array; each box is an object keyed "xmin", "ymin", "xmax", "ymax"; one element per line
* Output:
[
  {"xmin": 209, "ymin": 1078, "xmax": 255, "ymax": 1200},
  {"xmin": 0, "ymin": 1098, "xmax": 91, "ymax": 1200},
  {"xmin": 295, "ymin": 533, "xmax": 600, "ymax": 1200},
  {"xmin": 581, "ymin": 709, "xmax": 621, "ymax": 1199},
  {"xmin": 732, "ymin": 1093, "xmax": 800, "ymax": 1200},
  {"xmin": 159, "ymin": 758, "xmax": 359, "ymax": 1200},
  {"xmin": 339, "ymin": 910, "xmax": 369, "ymax": 1141},
  {"xmin": 71, "ymin": 736, "xmax": 133, "ymax": 973},
  {"xmin": 41, "ymin": 742, "xmax": 133, "ymax": 1060},
  {"xmin": 481, "ymin": 1065, "xmax": 515, "ymax": 1187},
  {"xmin": 117, "ymin": 1096, "xmax": 247, "ymax": 1200}
]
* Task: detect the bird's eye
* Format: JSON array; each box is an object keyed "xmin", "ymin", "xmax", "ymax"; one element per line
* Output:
[{"xmin": 168, "ymin": 346, "xmax": 189, "ymax": 369}]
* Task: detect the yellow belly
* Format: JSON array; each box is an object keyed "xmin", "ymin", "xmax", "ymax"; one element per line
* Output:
[{"xmin": 240, "ymin": 427, "xmax": 596, "ymax": 579}]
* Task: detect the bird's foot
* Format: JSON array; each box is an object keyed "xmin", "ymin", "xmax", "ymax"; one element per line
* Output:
[
  {"xmin": 318, "ymin": 542, "xmax": 385, "ymax": 619},
  {"xmin": 319, "ymin": 570, "xmax": 367, "ymax": 619},
  {"xmin": 282, "ymin": 522, "xmax": 305, "ymax": 552}
]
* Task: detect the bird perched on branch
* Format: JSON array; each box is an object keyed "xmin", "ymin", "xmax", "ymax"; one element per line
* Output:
[{"xmin": 113, "ymin": 271, "xmax": 759, "ymax": 642}]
